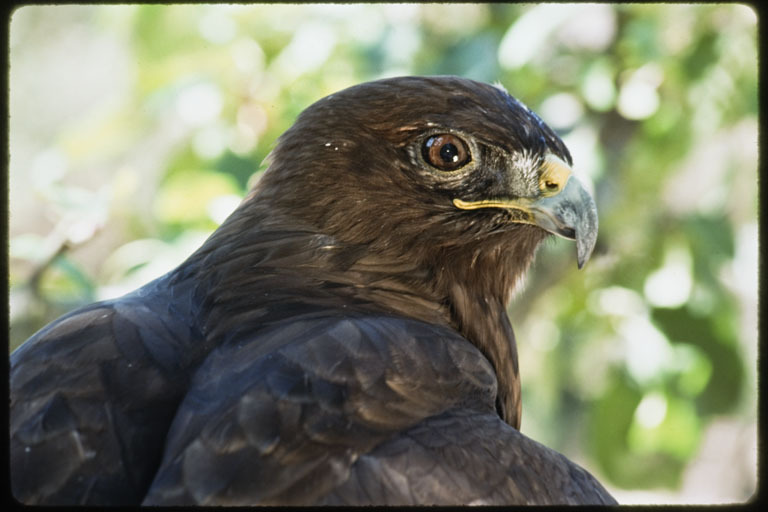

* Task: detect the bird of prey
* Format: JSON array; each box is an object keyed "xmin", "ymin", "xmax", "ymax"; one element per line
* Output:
[{"xmin": 10, "ymin": 76, "xmax": 613, "ymax": 505}]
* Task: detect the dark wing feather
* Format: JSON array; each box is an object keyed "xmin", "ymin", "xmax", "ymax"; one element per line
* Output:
[
  {"xmin": 142, "ymin": 315, "xmax": 499, "ymax": 505},
  {"xmin": 142, "ymin": 314, "xmax": 614, "ymax": 505},
  {"xmin": 10, "ymin": 286, "xmax": 202, "ymax": 505},
  {"xmin": 320, "ymin": 409, "xmax": 616, "ymax": 505}
]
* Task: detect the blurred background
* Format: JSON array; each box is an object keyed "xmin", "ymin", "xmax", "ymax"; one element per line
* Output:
[{"xmin": 8, "ymin": 4, "xmax": 758, "ymax": 504}]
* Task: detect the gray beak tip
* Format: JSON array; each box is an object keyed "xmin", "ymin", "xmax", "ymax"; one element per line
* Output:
[
  {"xmin": 575, "ymin": 200, "xmax": 598, "ymax": 269},
  {"xmin": 530, "ymin": 175, "xmax": 599, "ymax": 269}
]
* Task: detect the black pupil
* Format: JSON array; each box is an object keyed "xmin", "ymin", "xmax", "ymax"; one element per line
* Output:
[{"xmin": 440, "ymin": 143, "xmax": 459, "ymax": 163}]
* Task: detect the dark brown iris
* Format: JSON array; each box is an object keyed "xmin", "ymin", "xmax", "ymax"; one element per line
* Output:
[{"xmin": 422, "ymin": 134, "xmax": 471, "ymax": 171}]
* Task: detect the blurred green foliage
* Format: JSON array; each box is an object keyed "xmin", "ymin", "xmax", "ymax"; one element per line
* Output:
[{"xmin": 8, "ymin": 4, "xmax": 757, "ymax": 501}]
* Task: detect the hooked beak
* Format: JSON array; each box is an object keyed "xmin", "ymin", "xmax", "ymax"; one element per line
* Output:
[{"xmin": 452, "ymin": 154, "xmax": 598, "ymax": 269}]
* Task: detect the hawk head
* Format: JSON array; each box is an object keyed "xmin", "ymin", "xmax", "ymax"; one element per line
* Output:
[{"xmin": 256, "ymin": 75, "xmax": 597, "ymax": 283}]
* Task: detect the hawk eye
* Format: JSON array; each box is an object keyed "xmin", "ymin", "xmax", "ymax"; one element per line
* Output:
[{"xmin": 422, "ymin": 134, "xmax": 471, "ymax": 171}]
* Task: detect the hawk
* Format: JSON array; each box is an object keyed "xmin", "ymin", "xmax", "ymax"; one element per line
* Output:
[{"xmin": 11, "ymin": 76, "xmax": 612, "ymax": 505}]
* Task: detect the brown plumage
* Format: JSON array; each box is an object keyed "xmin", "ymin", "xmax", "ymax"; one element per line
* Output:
[{"xmin": 10, "ymin": 75, "xmax": 611, "ymax": 505}]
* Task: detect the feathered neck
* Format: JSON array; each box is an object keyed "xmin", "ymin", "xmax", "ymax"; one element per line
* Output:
[{"xmin": 175, "ymin": 193, "xmax": 545, "ymax": 429}]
